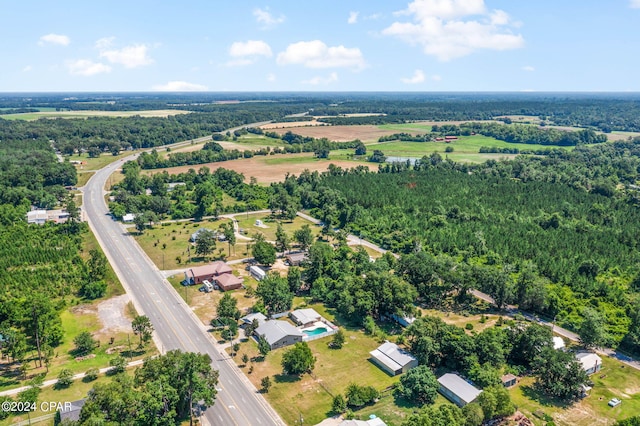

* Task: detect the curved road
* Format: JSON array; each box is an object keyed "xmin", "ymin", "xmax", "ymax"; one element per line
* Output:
[{"xmin": 83, "ymin": 156, "xmax": 284, "ymax": 425}]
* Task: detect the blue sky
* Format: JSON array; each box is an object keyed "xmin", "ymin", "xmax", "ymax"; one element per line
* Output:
[{"xmin": 2, "ymin": 0, "xmax": 640, "ymax": 92}]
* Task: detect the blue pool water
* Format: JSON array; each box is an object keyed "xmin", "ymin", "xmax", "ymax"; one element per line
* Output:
[{"xmin": 303, "ymin": 327, "xmax": 328, "ymax": 336}]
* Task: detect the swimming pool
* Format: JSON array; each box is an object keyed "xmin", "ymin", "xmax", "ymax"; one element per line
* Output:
[{"xmin": 303, "ymin": 327, "xmax": 328, "ymax": 336}]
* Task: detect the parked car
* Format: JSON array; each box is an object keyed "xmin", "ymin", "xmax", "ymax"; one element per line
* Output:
[{"xmin": 608, "ymin": 398, "xmax": 622, "ymax": 407}]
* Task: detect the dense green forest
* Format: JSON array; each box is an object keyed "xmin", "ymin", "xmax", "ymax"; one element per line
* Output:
[
  {"xmin": 262, "ymin": 138, "xmax": 640, "ymax": 352},
  {"xmin": 3, "ymin": 92, "xmax": 640, "ymax": 131},
  {"xmin": 0, "ymin": 138, "xmax": 112, "ymax": 368},
  {"xmin": 0, "ymin": 106, "xmax": 288, "ymax": 155}
]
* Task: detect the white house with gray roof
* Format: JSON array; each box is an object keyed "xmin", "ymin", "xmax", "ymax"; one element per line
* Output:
[
  {"xmin": 255, "ymin": 320, "xmax": 304, "ymax": 349},
  {"xmin": 369, "ymin": 341, "xmax": 418, "ymax": 376},
  {"xmin": 438, "ymin": 373, "xmax": 482, "ymax": 407}
]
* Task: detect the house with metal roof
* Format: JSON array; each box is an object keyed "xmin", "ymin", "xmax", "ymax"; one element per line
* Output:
[
  {"xmin": 369, "ymin": 341, "xmax": 418, "ymax": 376},
  {"xmin": 290, "ymin": 308, "xmax": 321, "ymax": 328},
  {"xmin": 255, "ymin": 320, "xmax": 304, "ymax": 349},
  {"xmin": 575, "ymin": 352, "xmax": 602, "ymax": 375},
  {"xmin": 58, "ymin": 399, "xmax": 86, "ymax": 423},
  {"xmin": 240, "ymin": 312, "xmax": 267, "ymax": 326},
  {"xmin": 437, "ymin": 373, "xmax": 482, "ymax": 407}
]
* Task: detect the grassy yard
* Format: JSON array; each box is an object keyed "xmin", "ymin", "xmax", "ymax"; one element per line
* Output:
[
  {"xmin": 235, "ymin": 213, "xmax": 322, "ymax": 242},
  {"xmin": 167, "ymin": 271, "xmax": 257, "ymax": 327},
  {"xmin": 229, "ymin": 303, "xmax": 417, "ymax": 426},
  {"xmin": 510, "ymin": 357, "xmax": 640, "ymax": 425},
  {"xmin": 132, "ymin": 218, "xmax": 231, "ymax": 270},
  {"xmin": 67, "ymin": 152, "xmax": 132, "ymax": 171},
  {"xmin": 75, "ymin": 171, "xmax": 95, "ymax": 187}
]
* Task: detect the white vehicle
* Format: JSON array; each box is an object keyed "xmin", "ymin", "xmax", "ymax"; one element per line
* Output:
[
  {"xmin": 200, "ymin": 280, "xmax": 214, "ymax": 293},
  {"xmin": 608, "ymin": 398, "xmax": 622, "ymax": 407}
]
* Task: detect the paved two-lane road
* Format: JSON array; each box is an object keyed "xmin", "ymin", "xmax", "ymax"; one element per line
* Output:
[{"xmin": 83, "ymin": 156, "xmax": 284, "ymax": 426}]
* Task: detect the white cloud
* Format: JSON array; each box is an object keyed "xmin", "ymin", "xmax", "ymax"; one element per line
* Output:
[
  {"xmin": 67, "ymin": 59, "xmax": 111, "ymax": 76},
  {"xmin": 522, "ymin": 65, "xmax": 535, "ymax": 72},
  {"xmin": 267, "ymin": 73, "xmax": 276, "ymax": 82},
  {"xmin": 22, "ymin": 65, "xmax": 32, "ymax": 72},
  {"xmin": 383, "ymin": 0, "xmax": 524, "ymax": 61},
  {"xmin": 401, "ymin": 69, "xmax": 426, "ymax": 84},
  {"xmin": 38, "ymin": 33, "xmax": 70, "ymax": 46},
  {"xmin": 253, "ymin": 7, "xmax": 285, "ymax": 28},
  {"xmin": 99, "ymin": 43, "xmax": 153, "ymax": 68},
  {"xmin": 631, "ymin": 0, "xmax": 640, "ymax": 8},
  {"xmin": 95, "ymin": 37, "xmax": 115, "ymax": 50},
  {"xmin": 152, "ymin": 81, "xmax": 208, "ymax": 91},
  {"xmin": 229, "ymin": 40, "xmax": 272, "ymax": 57},
  {"xmin": 277, "ymin": 40, "xmax": 366, "ymax": 70},
  {"xmin": 348, "ymin": 11, "xmax": 359, "ymax": 24},
  {"xmin": 302, "ymin": 72, "xmax": 339, "ymax": 86},
  {"xmin": 224, "ymin": 58, "xmax": 254, "ymax": 67}
]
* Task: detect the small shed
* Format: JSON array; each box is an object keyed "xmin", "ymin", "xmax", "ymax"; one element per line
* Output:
[
  {"xmin": 501, "ymin": 374, "xmax": 517, "ymax": 388},
  {"xmin": 122, "ymin": 213, "xmax": 136, "ymax": 223},
  {"xmin": 285, "ymin": 252, "xmax": 308, "ymax": 266},
  {"xmin": 438, "ymin": 373, "xmax": 482, "ymax": 407},
  {"xmin": 250, "ymin": 265, "xmax": 267, "ymax": 281}
]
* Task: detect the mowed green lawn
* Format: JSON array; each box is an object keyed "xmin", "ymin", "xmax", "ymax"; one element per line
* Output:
[
  {"xmin": 233, "ymin": 303, "xmax": 415, "ymax": 426},
  {"xmin": 371, "ymin": 135, "xmax": 568, "ymax": 157},
  {"xmin": 510, "ymin": 356, "xmax": 640, "ymax": 425},
  {"xmin": 235, "ymin": 213, "xmax": 321, "ymax": 242},
  {"xmin": 132, "ymin": 219, "xmax": 232, "ymax": 270}
]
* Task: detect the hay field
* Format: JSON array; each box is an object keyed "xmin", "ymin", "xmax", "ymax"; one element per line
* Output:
[{"xmin": 144, "ymin": 153, "xmax": 378, "ymax": 184}]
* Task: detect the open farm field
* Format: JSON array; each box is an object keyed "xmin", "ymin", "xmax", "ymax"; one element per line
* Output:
[
  {"xmin": 144, "ymin": 154, "xmax": 378, "ymax": 184},
  {"xmin": 166, "ymin": 134, "xmax": 284, "ymax": 156},
  {"xmin": 1, "ymin": 109, "xmax": 189, "ymax": 121},
  {"xmin": 261, "ymin": 120, "xmax": 327, "ymax": 129},
  {"xmin": 607, "ymin": 131, "xmax": 640, "ymax": 141},
  {"xmin": 377, "ymin": 120, "xmax": 495, "ymax": 132},
  {"xmin": 374, "ymin": 134, "xmax": 562, "ymax": 152},
  {"xmin": 266, "ymin": 124, "xmax": 399, "ymax": 142}
]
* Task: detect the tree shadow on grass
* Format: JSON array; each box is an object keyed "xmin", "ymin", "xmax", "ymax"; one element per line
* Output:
[
  {"xmin": 120, "ymin": 349, "xmax": 145, "ymax": 359},
  {"xmin": 520, "ymin": 385, "xmax": 572, "ymax": 409},
  {"xmin": 274, "ymin": 373, "xmax": 302, "ymax": 384}
]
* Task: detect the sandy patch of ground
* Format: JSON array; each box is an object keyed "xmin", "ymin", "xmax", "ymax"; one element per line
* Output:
[
  {"xmin": 96, "ymin": 294, "xmax": 132, "ymax": 336},
  {"xmin": 145, "ymin": 154, "xmax": 379, "ymax": 184},
  {"xmin": 554, "ymin": 404, "xmax": 611, "ymax": 426}
]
